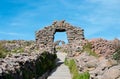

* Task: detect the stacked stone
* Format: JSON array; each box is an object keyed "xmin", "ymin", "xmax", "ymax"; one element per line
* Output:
[
  {"xmin": 0, "ymin": 52, "xmax": 38, "ymax": 78},
  {"xmin": 35, "ymin": 20, "xmax": 84, "ymax": 53},
  {"xmin": 89, "ymin": 38, "xmax": 115, "ymax": 57},
  {"xmin": 0, "ymin": 51, "xmax": 55, "ymax": 79},
  {"xmin": 75, "ymin": 52, "xmax": 119, "ymax": 79}
]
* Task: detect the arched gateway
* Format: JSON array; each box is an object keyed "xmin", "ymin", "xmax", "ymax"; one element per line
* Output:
[{"xmin": 35, "ymin": 20, "xmax": 84, "ymax": 52}]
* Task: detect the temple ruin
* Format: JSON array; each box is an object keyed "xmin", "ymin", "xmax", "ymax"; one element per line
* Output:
[{"xmin": 35, "ymin": 20, "xmax": 84, "ymax": 52}]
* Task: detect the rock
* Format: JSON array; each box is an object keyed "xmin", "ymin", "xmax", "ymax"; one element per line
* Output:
[
  {"xmin": 85, "ymin": 59, "xmax": 98, "ymax": 68},
  {"xmin": 75, "ymin": 52, "xmax": 98, "ymax": 73},
  {"xmin": 89, "ymin": 38, "xmax": 115, "ymax": 57},
  {"xmin": 101, "ymin": 65, "xmax": 120, "ymax": 79},
  {"xmin": 0, "ymin": 68, "xmax": 2, "ymax": 74},
  {"xmin": 0, "ymin": 51, "xmax": 56, "ymax": 79},
  {"xmin": 117, "ymin": 77, "xmax": 120, "ymax": 79},
  {"xmin": 74, "ymin": 52, "xmax": 119, "ymax": 79}
]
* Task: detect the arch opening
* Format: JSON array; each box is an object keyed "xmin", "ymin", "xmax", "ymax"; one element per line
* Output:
[{"xmin": 54, "ymin": 32, "xmax": 68, "ymax": 44}]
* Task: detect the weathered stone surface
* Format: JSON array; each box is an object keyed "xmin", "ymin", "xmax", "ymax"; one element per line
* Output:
[
  {"xmin": 74, "ymin": 52, "xmax": 118, "ymax": 79},
  {"xmin": 35, "ymin": 20, "xmax": 84, "ymax": 53},
  {"xmin": 101, "ymin": 65, "xmax": 120, "ymax": 79},
  {"xmin": 75, "ymin": 52, "xmax": 98, "ymax": 72},
  {"xmin": 0, "ymin": 51, "xmax": 56, "ymax": 79},
  {"xmin": 89, "ymin": 38, "xmax": 115, "ymax": 57}
]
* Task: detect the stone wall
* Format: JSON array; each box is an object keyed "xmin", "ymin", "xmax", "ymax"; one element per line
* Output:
[
  {"xmin": 35, "ymin": 20, "xmax": 84, "ymax": 52},
  {"xmin": 89, "ymin": 38, "xmax": 115, "ymax": 57},
  {"xmin": 0, "ymin": 51, "xmax": 56, "ymax": 79}
]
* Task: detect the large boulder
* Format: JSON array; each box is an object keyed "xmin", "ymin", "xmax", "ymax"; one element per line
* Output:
[
  {"xmin": 101, "ymin": 65, "xmax": 120, "ymax": 79},
  {"xmin": 75, "ymin": 52, "xmax": 98, "ymax": 72}
]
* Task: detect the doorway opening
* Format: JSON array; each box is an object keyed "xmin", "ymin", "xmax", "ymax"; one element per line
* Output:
[{"xmin": 54, "ymin": 32, "xmax": 68, "ymax": 45}]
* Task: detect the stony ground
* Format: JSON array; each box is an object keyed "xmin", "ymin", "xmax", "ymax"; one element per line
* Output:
[
  {"xmin": 74, "ymin": 52, "xmax": 120, "ymax": 79},
  {"xmin": 0, "ymin": 38, "xmax": 120, "ymax": 79},
  {"xmin": 47, "ymin": 52, "xmax": 71, "ymax": 79}
]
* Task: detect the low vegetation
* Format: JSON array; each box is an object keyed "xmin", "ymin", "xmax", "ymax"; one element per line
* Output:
[
  {"xmin": 56, "ymin": 46, "xmax": 69, "ymax": 53},
  {"xmin": 21, "ymin": 51, "xmax": 57, "ymax": 79},
  {"xmin": 0, "ymin": 40, "xmax": 36, "ymax": 58},
  {"xmin": 82, "ymin": 42, "xmax": 98, "ymax": 57},
  {"xmin": 0, "ymin": 42, "xmax": 9, "ymax": 58},
  {"xmin": 64, "ymin": 58, "xmax": 90, "ymax": 79},
  {"xmin": 112, "ymin": 38, "xmax": 120, "ymax": 62}
]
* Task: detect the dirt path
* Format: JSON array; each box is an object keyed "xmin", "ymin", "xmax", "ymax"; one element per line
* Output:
[{"xmin": 47, "ymin": 52, "xmax": 71, "ymax": 79}]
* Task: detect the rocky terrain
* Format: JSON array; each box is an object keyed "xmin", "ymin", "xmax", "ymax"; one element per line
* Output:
[
  {"xmin": 0, "ymin": 40, "xmax": 37, "ymax": 58},
  {"xmin": 0, "ymin": 40, "xmax": 57, "ymax": 79},
  {"xmin": 0, "ymin": 51, "xmax": 56, "ymax": 79},
  {"xmin": 0, "ymin": 21, "xmax": 120, "ymax": 79},
  {"xmin": 89, "ymin": 38, "xmax": 115, "ymax": 57},
  {"xmin": 53, "ymin": 37, "xmax": 120, "ymax": 79},
  {"xmin": 66, "ymin": 38, "xmax": 120, "ymax": 79},
  {"xmin": 75, "ymin": 52, "xmax": 120, "ymax": 79}
]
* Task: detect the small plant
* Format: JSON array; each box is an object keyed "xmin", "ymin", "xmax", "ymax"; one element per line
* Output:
[
  {"xmin": 65, "ymin": 59, "xmax": 90, "ymax": 79},
  {"xmin": 112, "ymin": 38, "xmax": 120, "ymax": 61},
  {"xmin": 113, "ymin": 50, "xmax": 120, "ymax": 60},
  {"xmin": 56, "ymin": 46, "xmax": 62, "ymax": 50},
  {"xmin": 76, "ymin": 72, "xmax": 90, "ymax": 79},
  {"xmin": 64, "ymin": 58, "xmax": 68, "ymax": 65},
  {"xmin": 82, "ymin": 42, "xmax": 98, "ymax": 57},
  {"xmin": 11, "ymin": 47, "xmax": 24, "ymax": 53},
  {"xmin": 0, "ymin": 43, "xmax": 8, "ymax": 58}
]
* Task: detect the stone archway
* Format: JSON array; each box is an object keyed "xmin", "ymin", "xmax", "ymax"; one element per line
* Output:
[
  {"xmin": 53, "ymin": 28, "xmax": 67, "ymax": 43},
  {"xmin": 54, "ymin": 40, "xmax": 65, "ymax": 46},
  {"xmin": 35, "ymin": 20, "xmax": 84, "ymax": 52}
]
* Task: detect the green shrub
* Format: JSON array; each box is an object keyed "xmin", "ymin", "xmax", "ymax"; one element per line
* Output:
[
  {"xmin": 11, "ymin": 47, "xmax": 24, "ymax": 53},
  {"xmin": 56, "ymin": 46, "xmax": 62, "ymax": 51},
  {"xmin": 20, "ymin": 51, "xmax": 57, "ymax": 79},
  {"xmin": 113, "ymin": 49, "xmax": 120, "ymax": 60},
  {"xmin": 76, "ymin": 72, "xmax": 90, "ymax": 79},
  {"xmin": 0, "ymin": 43, "xmax": 8, "ymax": 58},
  {"xmin": 64, "ymin": 58, "xmax": 68, "ymax": 65},
  {"xmin": 83, "ymin": 42, "xmax": 92, "ymax": 49},
  {"xmin": 3, "ymin": 73, "xmax": 14, "ymax": 79},
  {"xmin": 112, "ymin": 38, "xmax": 120, "ymax": 61},
  {"xmin": 82, "ymin": 42, "xmax": 98, "ymax": 57},
  {"xmin": 65, "ymin": 59, "xmax": 90, "ymax": 79},
  {"xmin": 34, "ymin": 51, "xmax": 57, "ymax": 77}
]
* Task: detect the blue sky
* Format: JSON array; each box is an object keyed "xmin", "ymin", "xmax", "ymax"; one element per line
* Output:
[{"xmin": 0, "ymin": 0, "xmax": 120, "ymax": 42}]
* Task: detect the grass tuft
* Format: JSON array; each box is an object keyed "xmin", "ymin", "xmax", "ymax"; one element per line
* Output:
[
  {"xmin": 82, "ymin": 42, "xmax": 98, "ymax": 57},
  {"xmin": 65, "ymin": 59, "xmax": 90, "ymax": 79}
]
